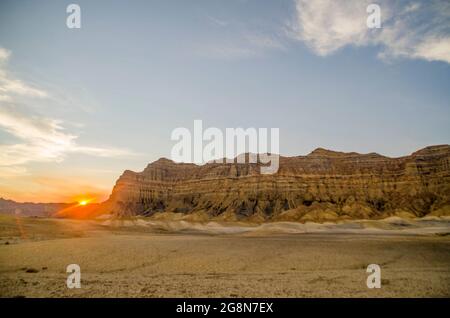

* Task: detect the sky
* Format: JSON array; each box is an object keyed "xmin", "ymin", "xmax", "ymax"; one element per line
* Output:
[{"xmin": 0, "ymin": 0, "xmax": 449, "ymax": 203}]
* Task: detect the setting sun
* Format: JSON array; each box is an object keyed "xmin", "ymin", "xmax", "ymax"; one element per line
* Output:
[{"xmin": 79, "ymin": 200, "xmax": 88, "ymax": 206}]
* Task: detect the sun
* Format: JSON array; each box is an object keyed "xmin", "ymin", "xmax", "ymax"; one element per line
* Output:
[{"xmin": 79, "ymin": 200, "xmax": 88, "ymax": 206}]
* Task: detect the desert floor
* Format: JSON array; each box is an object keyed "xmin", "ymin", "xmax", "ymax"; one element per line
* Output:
[{"xmin": 0, "ymin": 215, "xmax": 449, "ymax": 297}]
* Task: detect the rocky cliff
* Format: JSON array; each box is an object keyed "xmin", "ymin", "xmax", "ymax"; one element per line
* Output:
[{"xmin": 101, "ymin": 145, "xmax": 450, "ymax": 222}]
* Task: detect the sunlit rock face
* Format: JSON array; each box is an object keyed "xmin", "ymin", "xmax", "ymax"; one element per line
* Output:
[{"xmin": 101, "ymin": 145, "xmax": 450, "ymax": 221}]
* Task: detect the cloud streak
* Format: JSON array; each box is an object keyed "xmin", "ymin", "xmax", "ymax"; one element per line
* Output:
[
  {"xmin": 0, "ymin": 47, "xmax": 48, "ymax": 100},
  {"xmin": 198, "ymin": 32, "xmax": 286, "ymax": 59},
  {"xmin": 0, "ymin": 48, "xmax": 134, "ymax": 168},
  {"xmin": 199, "ymin": 13, "xmax": 287, "ymax": 60},
  {"xmin": 289, "ymin": 0, "xmax": 450, "ymax": 64}
]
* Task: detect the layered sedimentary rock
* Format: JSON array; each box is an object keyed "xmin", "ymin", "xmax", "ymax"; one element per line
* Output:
[{"xmin": 102, "ymin": 145, "xmax": 450, "ymax": 221}]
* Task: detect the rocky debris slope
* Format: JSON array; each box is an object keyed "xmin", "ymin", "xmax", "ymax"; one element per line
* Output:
[{"xmin": 101, "ymin": 145, "xmax": 450, "ymax": 222}]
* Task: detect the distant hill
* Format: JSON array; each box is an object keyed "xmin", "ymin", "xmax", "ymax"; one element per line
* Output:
[{"xmin": 0, "ymin": 198, "xmax": 72, "ymax": 217}]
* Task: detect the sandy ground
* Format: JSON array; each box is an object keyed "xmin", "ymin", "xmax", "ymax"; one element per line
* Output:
[{"xmin": 0, "ymin": 215, "xmax": 449, "ymax": 297}]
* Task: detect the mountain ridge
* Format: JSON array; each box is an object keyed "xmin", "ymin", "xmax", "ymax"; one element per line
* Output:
[
  {"xmin": 99, "ymin": 144, "xmax": 450, "ymax": 221},
  {"xmin": 4, "ymin": 145, "xmax": 449, "ymax": 221},
  {"xmin": 0, "ymin": 198, "xmax": 73, "ymax": 217}
]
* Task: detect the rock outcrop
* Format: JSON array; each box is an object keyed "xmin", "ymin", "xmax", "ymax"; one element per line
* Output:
[{"xmin": 101, "ymin": 145, "xmax": 450, "ymax": 221}]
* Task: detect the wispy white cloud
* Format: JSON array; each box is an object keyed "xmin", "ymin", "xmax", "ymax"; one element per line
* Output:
[
  {"xmin": 0, "ymin": 48, "xmax": 134, "ymax": 168},
  {"xmin": 0, "ymin": 105, "xmax": 134, "ymax": 167},
  {"xmin": 289, "ymin": 0, "xmax": 450, "ymax": 64},
  {"xmin": 245, "ymin": 33, "xmax": 287, "ymax": 51},
  {"xmin": 206, "ymin": 15, "xmax": 229, "ymax": 27},
  {"xmin": 410, "ymin": 36, "xmax": 450, "ymax": 63},
  {"xmin": 0, "ymin": 48, "xmax": 48, "ymax": 99},
  {"xmin": 0, "ymin": 48, "xmax": 11, "ymax": 62},
  {"xmin": 198, "ymin": 32, "xmax": 286, "ymax": 59},
  {"xmin": 0, "ymin": 73, "xmax": 48, "ymax": 98},
  {"xmin": 288, "ymin": 0, "xmax": 373, "ymax": 56},
  {"xmin": 199, "ymin": 11, "xmax": 288, "ymax": 60}
]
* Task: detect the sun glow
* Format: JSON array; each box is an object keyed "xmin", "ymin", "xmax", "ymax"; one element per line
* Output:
[{"xmin": 79, "ymin": 200, "xmax": 88, "ymax": 206}]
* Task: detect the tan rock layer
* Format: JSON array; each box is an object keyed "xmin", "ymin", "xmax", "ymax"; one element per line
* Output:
[{"xmin": 101, "ymin": 145, "xmax": 450, "ymax": 221}]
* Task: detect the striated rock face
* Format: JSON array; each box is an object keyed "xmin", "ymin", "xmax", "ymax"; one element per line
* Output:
[{"xmin": 102, "ymin": 145, "xmax": 450, "ymax": 221}]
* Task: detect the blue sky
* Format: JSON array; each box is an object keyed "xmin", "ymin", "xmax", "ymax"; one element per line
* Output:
[{"xmin": 0, "ymin": 0, "xmax": 449, "ymax": 202}]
